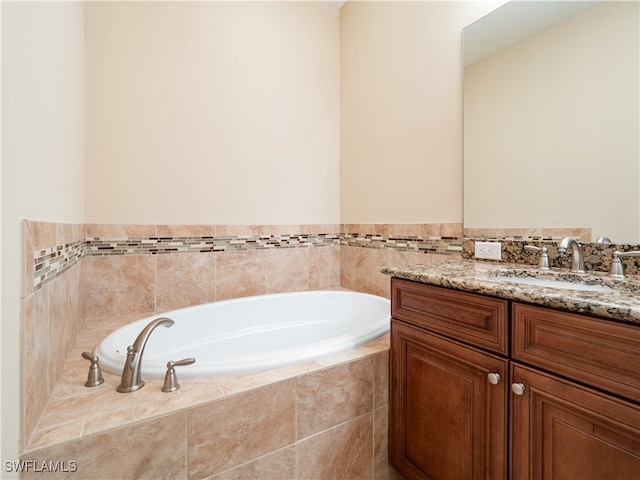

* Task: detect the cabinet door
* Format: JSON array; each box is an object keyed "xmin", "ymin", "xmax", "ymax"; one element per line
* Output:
[
  {"xmin": 511, "ymin": 363, "xmax": 640, "ymax": 480},
  {"xmin": 390, "ymin": 319, "xmax": 508, "ymax": 480}
]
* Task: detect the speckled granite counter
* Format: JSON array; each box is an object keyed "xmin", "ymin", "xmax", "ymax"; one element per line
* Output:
[{"xmin": 382, "ymin": 259, "xmax": 640, "ymax": 325}]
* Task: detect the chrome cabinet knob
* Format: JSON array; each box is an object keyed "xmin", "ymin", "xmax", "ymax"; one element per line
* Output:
[
  {"xmin": 487, "ymin": 372, "xmax": 501, "ymax": 385},
  {"xmin": 511, "ymin": 383, "xmax": 526, "ymax": 396}
]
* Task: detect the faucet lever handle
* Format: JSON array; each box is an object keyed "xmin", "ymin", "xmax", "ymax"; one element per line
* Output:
[
  {"xmin": 81, "ymin": 352, "xmax": 104, "ymax": 387},
  {"xmin": 162, "ymin": 358, "xmax": 196, "ymax": 393},
  {"xmin": 524, "ymin": 245, "xmax": 550, "ymax": 271},
  {"xmin": 170, "ymin": 358, "xmax": 196, "ymax": 368},
  {"xmin": 610, "ymin": 250, "xmax": 640, "ymax": 279}
]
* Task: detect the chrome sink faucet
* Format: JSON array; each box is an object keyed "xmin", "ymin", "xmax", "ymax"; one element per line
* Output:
[
  {"xmin": 117, "ymin": 317, "xmax": 174, "ymax": 393},
  {"xmin": 557, "ymin": 237, "xmax": 585, "ymax": 273}
]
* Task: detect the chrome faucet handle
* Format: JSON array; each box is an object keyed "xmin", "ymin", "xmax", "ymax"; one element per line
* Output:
[
  {"xmin": 162, "ymin": 358, "xmax": 196, "ymax": 393},
  {"xmin": 596, "ymin": 236, "xmax": 612, "ymax": 244},
  {"xmin": 609, "ymin": 250, "xmax": 640, "ymax": 279},
  {"xmin": 524, "ymin": 245, "xmax": 550, "ymax": 271},
  {"xmin": 81, "ymin": 352, "xmax": 104, "ymax": 387}
]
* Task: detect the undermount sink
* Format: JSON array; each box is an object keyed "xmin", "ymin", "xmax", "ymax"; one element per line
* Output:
[{"xmin": 494, "ymin": 275, "xmax": 615, "ymax": 292}]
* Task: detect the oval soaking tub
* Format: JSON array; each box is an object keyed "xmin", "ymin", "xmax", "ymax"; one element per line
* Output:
[{"xmin": 96, "ymin": 290, "xmax": 390, "ymax": 378}]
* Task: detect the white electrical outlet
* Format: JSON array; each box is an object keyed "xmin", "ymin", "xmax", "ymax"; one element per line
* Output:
[{"xmin": 475, "ymin": 241, "xmax": 502, "ymax": 260}]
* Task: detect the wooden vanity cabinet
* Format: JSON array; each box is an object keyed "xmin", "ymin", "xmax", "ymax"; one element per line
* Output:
[
  {"xmin": 510, "ymin": 363, "xmax": 640, "ymax": 479},
  {"xmin": 389, "ymin": 278, "xmax": 509, "ymax": 480},
  {"xmin": 511, "ymin": 303, "xmax": 640, "ymax": 479},
  {"xmin": 389, "ymin": 277, "xmax": 640, "ymax": 480}
]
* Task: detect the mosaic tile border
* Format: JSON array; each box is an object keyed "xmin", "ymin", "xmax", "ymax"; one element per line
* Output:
[
  {"xmin": 32, "ymin": 232, "xmax": 464, "ymax": 292},
  {"xmin": 33, "ymin": 240, "xmax": 86, "ymax": 291},
  {"xmin": 34, "ymin": 231, "xmax": 640, "ymax": 292},
  {"xmin": 85, "ymin": 233, "xmax": 341, "ymax": 256},
  {"xmin": 341, "ymin": 233, "xmax": 463, "ymax": 255}
]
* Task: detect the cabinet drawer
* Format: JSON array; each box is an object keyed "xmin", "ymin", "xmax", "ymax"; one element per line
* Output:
[
  {"xmin": 512, "ymin": 303, "xmax": 640, "ymax": 402},
  {"xmin": 391, "ymin": 278, "xmax": 509, "ymax": 355}
]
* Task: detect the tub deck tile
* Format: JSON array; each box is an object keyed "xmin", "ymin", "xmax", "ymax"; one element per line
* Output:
[{"xmin": 25, "ymin": 309, "xmax": 390, "ymax": 457}]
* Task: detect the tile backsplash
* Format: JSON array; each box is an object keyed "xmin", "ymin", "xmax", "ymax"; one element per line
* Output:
[{"xmin": 462, "ymin": 237, "xmax": 640, "ymax": 276}]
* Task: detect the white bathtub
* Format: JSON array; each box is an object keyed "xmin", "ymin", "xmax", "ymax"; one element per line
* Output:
[{"xmin": 96, "ymin": 290, "xmax": 390, "ymax": 378}]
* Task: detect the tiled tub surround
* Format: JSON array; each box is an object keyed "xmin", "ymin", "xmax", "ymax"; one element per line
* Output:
[
  {"xmin": 21, "ymin": 220, "xmax": 460, "ymax": 476},
  {"xmin": 21, "ymin": 221, "xmax": 87, "ymax": 455},
  {"xmin": 23, "ymin": 220, "xmax": 640, "ymax": 477},
  {"xmin": 21, "ymin": 312, "xmax": 397, "ymax": 480},
  {"xmin": 81, "ymin": 223, "xmax": 462, "ymax": 318},
  {"xmin": 30, "ymin": 222, "xmax": 464, "ymax": 317}
]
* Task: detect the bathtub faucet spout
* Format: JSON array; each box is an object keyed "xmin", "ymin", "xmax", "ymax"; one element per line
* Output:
[{"xmin": 116, "ymin": 317, "xmax": 174, "ymax": 393}]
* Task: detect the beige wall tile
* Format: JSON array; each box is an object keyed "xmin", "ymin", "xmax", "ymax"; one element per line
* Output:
[
  {"xmin": 541, "ymin": 227, "xmax": 591, "ymax": 242},
  {"xmin": 387, "ymin": 249, "xmax": 429, "ymax": 270},
  {"xmin": 216, "ymin": 250, "xmax": 265, "ymax": 301},
  {"xmin": 340, "ymin": 223, "xmax": 357, "ymax": 234},
  {"xmin": 265, "ymin": 224, "xmax": 308, "ymax": 236},
  {"xmin": 383, "ymin": 224, "xmax": 416, "ymax": 237},
  {"xmin": 297, "ymin": 358, "xmax": 373, "ymax": 440},
  {"xmin": 55, "ymin": 222, "xmax": 74, "ymax": 246},
  {"xmin": 218, "ymin": 361, "xmax": 322, "ymax": 397},
  {"xmin": 20, "ymin": 413, "xmax": 187, "ymax": 480},
  {"xmin": 156, "ymin": 224, "xmax": 216, "ymax": 237},
  {"xmin": 315, "ymin": 336, "xmax": 389, "ymax": 370},
  {"xmin": 23, "ymin": 221, "xmax": 57, "ymax": 298},
  {"xmin": 22, "ymin": 221, "xmax": 34, "ymax": 299},
  {"xmin": 80, "ymin": 381, "xmax": 224, "ymax": 439},
  {"xmin": 26, "ymin": 419, "xmax": 84, "ymax": 452},
  {"xmin": 25, "ymin": 220, "xmax": 57, "ymax": 252},
  {"xmin": 307, "ymin": 224, "xmax": 340, "ymax": 235},
  {"xmin": 208, "ymin": 445, "xmax": 296, "ymax": 480},
  {"xmin": 434, "ymin": 222, "xmax": 463, "ymax": 237},
  {"xmin": 48, "ymin": 275, "xmax": 76, "ymax": 392},
  {"xmin": 156, "ymin": 252, "xmax": 216, "ymax": 312},
  {"xmin": 188, "ymin": 379, "xmax": 296, "ymax": 478},
  {"xmin": 339, "ymin": 245, "xmax": 357, "ymax": 290},
  {"xmin": 346, "ymin": 224, "xmax": 378, "ymax": 235},
  {"xmin": 374, "ymin": 405, "xmax": 404, "ymax": 480},
  {"xmin": 374, "ymin": 350, "xmax": 389, "ymax": 408},
  {"xmin": 216, "ymin": 225, "xmax": 266, "ymax": 237},
  {"xmin": 21, "ymin": 288, "xmax": 50, "ymax": 450},
  {"xmin": 85, "ymin": 223, "xmax": 156, "ymax": 239},
  {"xmin": 84, "ymin": 255, "xmax": 156, "ymax": 319},
  {"xmin": 355, "ymin": 247, "xmax": 389, "ymax": 298},
  {"xmin": 309, "ymin": 245, "xmax": 340, "ymax": 290},
  {"xmin": 296, "ymin": 413, "xmax": 374, "ymax": 480},
  {"xmin": 265, "ymin": 248, "xmax": 309, "ymax": 294}
]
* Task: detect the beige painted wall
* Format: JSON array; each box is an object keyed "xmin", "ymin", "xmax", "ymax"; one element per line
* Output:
[
  {"xmin": 339, "ymin": 1, "xmax": 502, "ymax": 223},
  {"xmin": 464, "ymin": 1, "xmax": 639, "ymax": 242},
  {"xmin": 1, "ymin": 1, "xmax": 85, "ymax": 466},
  {"xmin": 0, "ymin": 0, "xmax": 506, "ymax": 463},
  {"xmin": 84, "ymin": 1, "xmax": 340, "ymax": 225}
]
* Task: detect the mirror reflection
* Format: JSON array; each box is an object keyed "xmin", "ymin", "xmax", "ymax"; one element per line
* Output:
[{"xmin": 463, "ymin": 1, "xmax": 639, "ymax": 243}]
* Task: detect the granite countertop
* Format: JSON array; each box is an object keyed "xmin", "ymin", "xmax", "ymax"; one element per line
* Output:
[{"xmin": 381, "ymin": 259, "xmax": 640, "ymax": 325}]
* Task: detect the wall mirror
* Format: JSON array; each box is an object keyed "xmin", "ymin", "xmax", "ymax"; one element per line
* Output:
[{"xmin": 463, "ymin": 0, "xmax": 639, "ymax": 244}]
